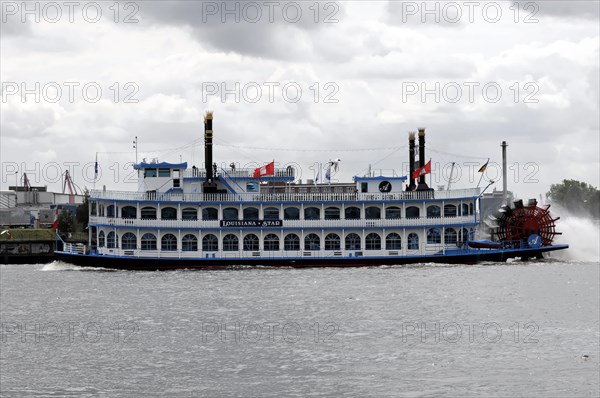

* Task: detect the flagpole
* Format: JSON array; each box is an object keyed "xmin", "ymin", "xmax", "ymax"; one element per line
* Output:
[
  {"xmin": 429, "ymin": 158, "xmax": 432, "ymax": 188},
  {"xmin": 476, "ymin": 158, "xmax": 489, "ymax": 188},
  {"xmin": 93, "ymin": 152, "xmax": 98, "ymax": 191},
  {"xmin": 319, "ymin": 163, "xmax": 322, "ymax": 186}
]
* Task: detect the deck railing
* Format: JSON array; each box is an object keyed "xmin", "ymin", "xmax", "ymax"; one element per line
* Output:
[
  {"xmin": 63, "ymin": 242, "xmax": 86, "ymax": 254},
  {"xmin": 182, "ymin": 168, "xmax": 295, "ymax": 179},
  {"xmin": 92, "ymin": 246, "xmax": 450, "ymax": 259}
]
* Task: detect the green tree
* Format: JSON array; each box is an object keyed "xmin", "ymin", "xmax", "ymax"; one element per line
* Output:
[
  {"xmin": 58, "ymin": 209, "xmax": 75, "ymax": 233},
  {"xmin": 547, "ymin": 179, "xmax": 600, "ymax": 218}
]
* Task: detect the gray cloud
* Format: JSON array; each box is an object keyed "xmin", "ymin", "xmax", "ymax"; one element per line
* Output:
[
  {"xmin": 0, "ymin": 17, "xmax": 33, "ymax": 37},
  {"xmin": 0, "ymin": 0, "xmax": 598, "ymax": 199},
  {"xmin": 523, "ymin": 0, "xmax": 600, "ymax": 19},
  {"xmin": 137, "ymin": 1, "xmax": 346, "ymax": 60},
  {"xmin": 386, "ymin": 1, "xmax": 469, "ymax": 27},
  {"xmin": 386, "ymin": 0, "xmax": 600, "ymax": 27}
]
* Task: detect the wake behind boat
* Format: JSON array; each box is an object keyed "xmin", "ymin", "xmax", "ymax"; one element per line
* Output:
[{"xmin": 55, "ymin": 112, "xmax": 568, "ymax": 270}]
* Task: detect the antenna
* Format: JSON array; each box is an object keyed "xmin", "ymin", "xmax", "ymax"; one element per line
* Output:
[{"xmin": 133, "ymin": 136, "xmax": 138, "ymax": 164}]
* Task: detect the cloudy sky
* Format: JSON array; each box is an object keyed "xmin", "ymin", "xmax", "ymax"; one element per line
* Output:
[{"xmin": 1, "ymin": 0, "xmax": 598, "ymax": 200}]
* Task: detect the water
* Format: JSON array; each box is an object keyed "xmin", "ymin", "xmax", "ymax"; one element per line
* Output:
[{"xmin": 1, "ymin": 258, "xmax": 598, "ymax": 397}]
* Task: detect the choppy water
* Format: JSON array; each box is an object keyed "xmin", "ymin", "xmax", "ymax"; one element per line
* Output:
[{"xmin": 0, "ymin": 259, "xmax": 598, "ymax": 397}]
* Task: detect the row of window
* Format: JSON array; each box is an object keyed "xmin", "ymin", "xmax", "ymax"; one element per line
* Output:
[
  {"xmin": 94, "ymin": 203, "xmax": 474, "ymax": 221},
  {"xmin": 98, "ymin": 228, "xmax": 473, "ymax": 252}
]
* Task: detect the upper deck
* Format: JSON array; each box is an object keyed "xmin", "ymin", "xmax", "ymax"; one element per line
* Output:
[{"xmin": 90, "ymin": 187, "xmax": 481, "ymax": 203}]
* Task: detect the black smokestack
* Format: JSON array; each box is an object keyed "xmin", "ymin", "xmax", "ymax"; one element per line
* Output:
[
  {"xmin": 204, "ymin": 111, "xmax": 213, "ymax": 181},
  {"xmin": 501, "ymin": 140, "xmax": 508, "ymax": 205},
  {"xmin": 416, "ymin": 127, "xmax": 430, "ymax": 191},
  {"xmin": 407, "ymin": 132, "xmax": 416, "ymax": 191}
]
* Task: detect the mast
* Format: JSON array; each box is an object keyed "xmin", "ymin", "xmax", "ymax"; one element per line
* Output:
[{"xmin": 447, "ymin": 162, "xmax": 455, "ymax": 190}]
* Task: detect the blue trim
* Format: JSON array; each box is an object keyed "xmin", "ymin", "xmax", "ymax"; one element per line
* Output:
[
  {"xmin": 134, "ymin": 162, "xmax": 188, "ymax": 170},
  {"xmin": 55, "ymin": 244, "xmax": 569, "ymax": 262}
]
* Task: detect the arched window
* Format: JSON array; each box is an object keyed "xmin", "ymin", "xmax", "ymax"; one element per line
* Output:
[
  {"xmin": 345, "ymin": 206, "xmax": 361, "ymax": 219},
  {"xmin": 406, "ymin": 206, "xmax": 420, "ymax": 219},
  {"xmin": 284, "ymin": 207, "xmax": 300, "ymax": 220},
  {"xmin": 263, "ymin": 207, "xmax": 280, "ymax": 220},
  {"xmin": 304, "ymin": 207, "xmax": 320, "ymax": 220},
  {"xmin": 222, "ymin": 207, "xmax": 238, "ymax": 221},
  {"xmin": 386, "ymin": 233, "xmax": 402, "ymax": 250},
  {"xmin": 445, "ymin": 228, "xmax": 458, "ymax": 244},
  {"xmin": 325, "ymin": 233, "xmax": 341, "ymax": 250},
  {"xmin": 98, "ymin": 231, "xmax": 105, "ymax": 247},
  {"xmin": 345, "ymin": 233, "xmax": 361, "ymax": 250},
  {"xmin": 284, "ymin": 234, "xmax": 300, "ymax": 251},
  {"xmin": 107, "ymin": 231, "xmax": 117, "ymax": 248},
  {"xmin": 223, "ymin": 234, "xmax": 239, "ymax": 251},
  {"xmin": 427, "ymin": 228, "xmax": 442, "ymax": 244},
  {"xmin": 161, "ymin": 207, "xmax": 177, "ymax": 220},
  {"xmin": 385, "ymin": 206, "xmax": 401, "ymax": 219},
  {"xmin": 121, "ymin": 206, "xmax": 137, "ymax": 219},
  {"xmin": 365, "ymin": 206, "xmax": 381, "ymax": 220},
  {"xmin": 427, "ymin": 205, "xmax": 441, "ymax": 218},
  {"xmin": 202, "ymin": 234, "xmax": 218, "ymax": 251},
  {"xmin": 182, "ymin": 208, "xmax": 198, "ymax": 220},
  {"xmin": 202, "ymin": 208, "xmax": 218, "ymax": 221},
  {"xmin": 264, "ymin": 234, "xmax": 279, "ymax": 251},
  {"xmin": 161, "ymin": 234, "xmax": 177, "ymax": 251},
  {"xmin": 324, "ymin": 207, "xmax": 340, "ymax": 220},
  {"xmin": 243, "ymin": 207, "xmax": 259, "ymax": 220},
  {"xmin": 182, "ymin": 234, "xmax": 198, "ymax": 251},
  {"xmin": 141, "ymin": 233, "xmax": 157, "ymax": 250},
  {"xmin": 141, "ymin": 207, "xmax": 157, "ymax": 220},
  {"xmin": 121, "ymin": 232, "xmax": 136, "ymax": 250},
  {"xmin": 243, "ymin": 234, "xmax": 259, "ymax": 251},
  {"xmin": 408, "ymin": 233, "xmax": 419, "ymax": 250},
  {"xmin": 107, "ymin": 205, "xmax": 116, "ymax": 218},
  {"xmin": 469, "ymin": 203, "xmax": 474, "ymax": 215},
  {"xmin": 304, "ymin": 233, "xmax": 320, "ymax": 251},
  {"xmin": 365, "ymin": 233, "xmax": 381, "ymax": 250},
  {"xmin": 444, "ymin": 204, "xmax": 457, "ymax": 217},
  {"xmin": 461, "ymin": 204, "xmax": 469, "ymax": 216}
]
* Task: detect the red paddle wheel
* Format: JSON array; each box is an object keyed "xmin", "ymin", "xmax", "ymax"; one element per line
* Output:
[{"xmin": 490, "ymin": 199, "xmax": 561, "ymax": 246}]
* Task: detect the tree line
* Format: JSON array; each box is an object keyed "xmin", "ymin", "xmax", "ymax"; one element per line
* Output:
[{"xmin": 547, "ymin": 179, "xmax": 600, "ymax": 219}]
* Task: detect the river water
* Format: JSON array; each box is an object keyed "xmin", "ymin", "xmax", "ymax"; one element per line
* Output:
[{"xmin": 1, "ymin": 257, "xmax": 598, "ymax": 397}]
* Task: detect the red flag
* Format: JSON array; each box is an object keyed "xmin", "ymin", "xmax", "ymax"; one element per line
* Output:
[
  {"xmin": 253, "ymin": 161, "xmax": 275, "ymax": 178},
  {"xmin": 412, "ymin": 160, "xmax": 431, "ymax": 179},
  {"xmin": 52, "ymin": 207, "xmax": 59, "ymax": 231}
]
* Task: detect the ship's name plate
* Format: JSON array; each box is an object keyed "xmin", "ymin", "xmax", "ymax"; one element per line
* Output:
[{"xmin": 220, "ymin": 220, "xmax": 282, "ymax": 227}]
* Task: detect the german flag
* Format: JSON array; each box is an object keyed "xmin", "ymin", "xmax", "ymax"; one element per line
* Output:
[{"xmin": 478, "ymin": 159, "xmax": 489, "ymax": 173}]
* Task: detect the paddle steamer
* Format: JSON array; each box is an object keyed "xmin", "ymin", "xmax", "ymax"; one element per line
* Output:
[{"xmin": 56, "ymin": 112, "xmax": 568, "ymax": 270}]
